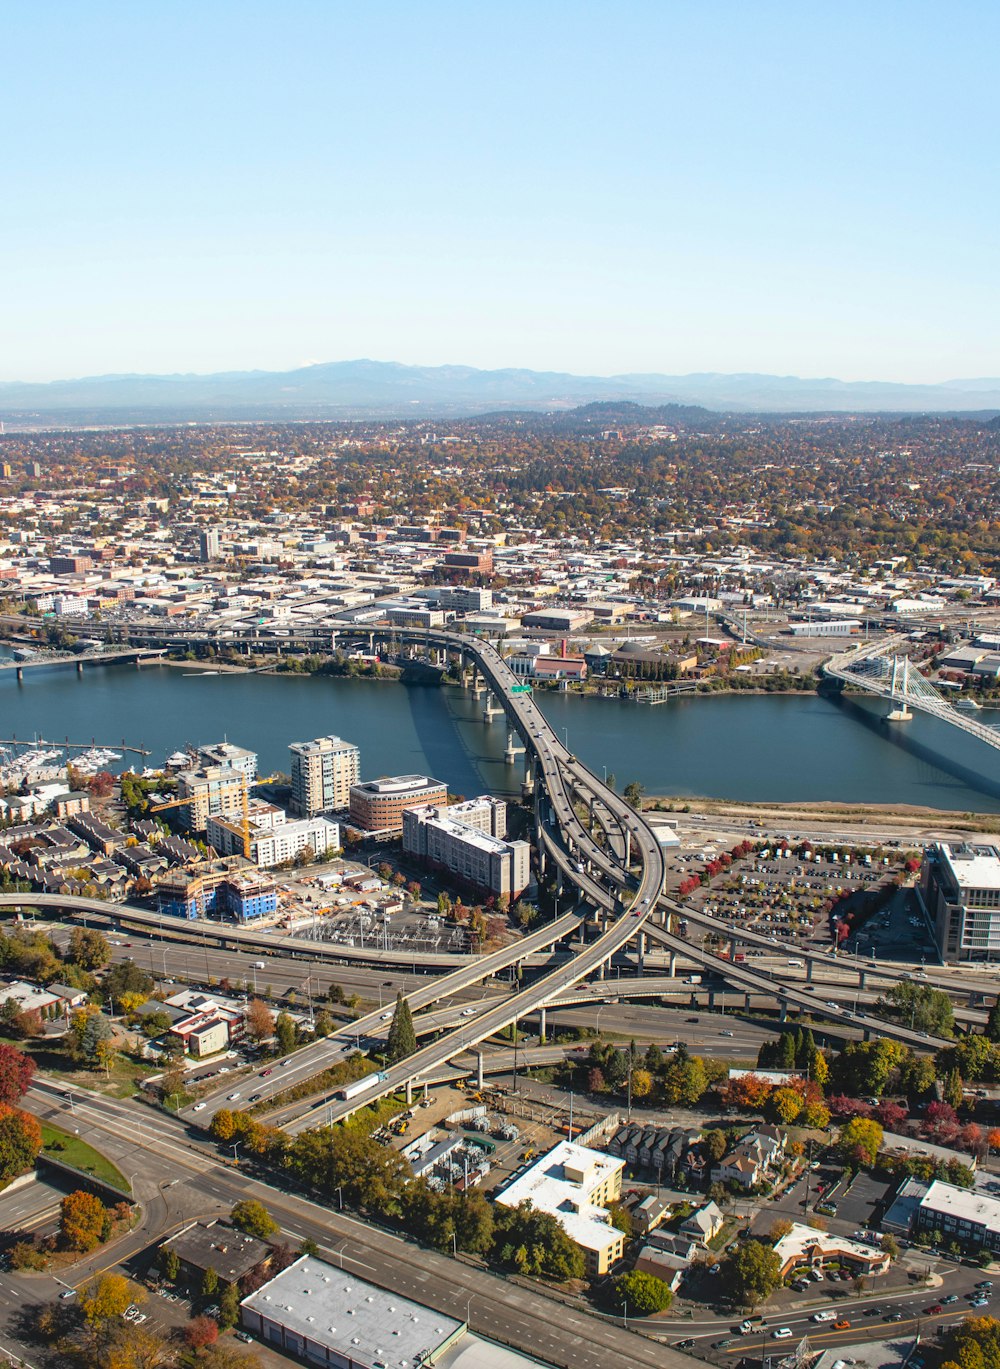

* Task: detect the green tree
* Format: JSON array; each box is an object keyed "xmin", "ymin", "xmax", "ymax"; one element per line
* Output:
[
  {"xmin": 875, "ymin": 982, "xmax": 955, "ymax": 1038},
  {"xmin": 986, "ymin": 997, "xmax": 1000, "ymax": 1044},
  {"xmin": 201, "ymin": 1265, "xmax": 219, "ymax": 1298},
  {"xmin": 728, "ymin": 1239, "xmax": 783, "ymax": 1309},
  {"xmin": 944, "ymin": 1067, "xmax": 965, "ymax": 1111},
  {"xmin": 386, "ymin": 993, "xmax": 417, "ymax": 1063},
  {"xmin": 219, "ymin": 1281, "xmax": 241, "ymax": 1330},
  {"xmin": 275, "ymin": 1011, "xmax": 297, "ymax": 1056},
  {"xmin": 229, "ymin": 1199, "xmax": 278, "ymax": 1239},
  {"xmin": 661, "ymin": 1053, "xmax": 708, "ymax": 1105},
  {"xmin": 704, "ymin": 1129, "xmax": 728, "ymax": 1163},
  {"xmin": 160, "ymin": 1247, "xmax": 181, "ymax": 1283},
  {"xmin": 613, "ymin": 1269, "xmax": 673, "ymax": 1314},
  {"xmin": 492, "ymin": 1200, "xmax": 585, "ymax": 1281},
  {"xmin": 623, "ymin": 781, "xmax": 645, "ymax": 810}
]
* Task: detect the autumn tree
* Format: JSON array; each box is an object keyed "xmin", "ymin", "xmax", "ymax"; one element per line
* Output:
[
  {"xmin": 68, "ymin": 926, "xmax": 111, "ymax": 970},
  {"xmin": 186, "ymin": 1315, "xmax": 219, "ymax": 1349},
  {"xmin": 838, "ymin": 1117, "xmax": 884, "ymax": 1168},
  {"xmin": 60, "ymin": 1189, "xmax": 109, "ymax": 1252},
  {"xmin": 0, "ymin": 1102, "xmax": 42, "ymax": 1181},
  {"xmin": 728, "ymin": 1240, "xmax": 782, "ymax": 1308},
  {"xmin": 82, "ymin": 1273, "xmax": 144, "ymax": 1328},
  {"xmin": 244, "ymin": 998, "xmax": 274, "ymax": 1044},
  {"xmin": 0, "ymin": 1042, "xmax": 34, "ymax": 1105}
]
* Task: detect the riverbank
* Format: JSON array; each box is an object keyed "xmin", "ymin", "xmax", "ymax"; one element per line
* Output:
[{"xmin": 646, "ymin": 795, "xmax": 1000, "ymax": 836}]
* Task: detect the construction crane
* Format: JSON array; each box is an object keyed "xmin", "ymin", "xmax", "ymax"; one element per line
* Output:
[{"xmin": 150, "ymin": 773, "xmax": 282, "ymax": 861}]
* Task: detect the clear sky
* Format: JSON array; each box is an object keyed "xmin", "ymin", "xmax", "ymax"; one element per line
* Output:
[{"xmin": 4, "ymin": 1, "xmax": 998, "ymax": 384}]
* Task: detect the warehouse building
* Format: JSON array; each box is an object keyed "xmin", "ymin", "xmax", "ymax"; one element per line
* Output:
[{"xmin": 240, "ymin": 1254, "xmax": 465, "ymax": 1367}]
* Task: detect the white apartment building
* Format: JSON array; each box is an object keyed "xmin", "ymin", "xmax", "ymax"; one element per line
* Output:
[
  {"xmin": 197, "ymin": 741, "xmax": 258, "ymax": 783},
  {"xmin": 206, "ymin": 809, "xmax": 340, "ymax": 867},
  {"xmin": 921, "ymin": 841, "xmax": 1000, "ymax": 962},
  {"xmin": 402, "ymin": 797, "xmax": 529, "ymax": 900},
  {"xmin": 288, "ymin": 735, "xmax": 360, "ymax": 816},
  {"xmin": 496, "ymin": 1140, "xmax": 625, "ymax": 1276}
]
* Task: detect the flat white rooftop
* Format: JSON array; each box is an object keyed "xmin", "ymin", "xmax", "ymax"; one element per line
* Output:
[
  {"xmin": 241, "ymin": 1255, "xmax": 464, "ymax": 1368},
  {"xmin": 920, "ymin": 1178, "xmax": 1000, "ymax": 1228},
  {"xmin": 940, "ymin": 843, "xmax": 1000, "ymax": 892},
  {"xmin": 496, "ymin": 1140, "xmax": 623, "ymax": 1255}
]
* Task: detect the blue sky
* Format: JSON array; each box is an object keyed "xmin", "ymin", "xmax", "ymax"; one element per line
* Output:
[{"xmin": 4, "ymin": 1, "xmax": 998, "ymax": 383}]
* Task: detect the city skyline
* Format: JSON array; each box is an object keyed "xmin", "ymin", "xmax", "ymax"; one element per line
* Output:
[{"xmin": 4, "ymin": 2, "xmax": 998, "ymax": 384}]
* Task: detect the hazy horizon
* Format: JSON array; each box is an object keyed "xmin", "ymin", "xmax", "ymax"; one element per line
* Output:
[{"xmin": 4, "ymin": 3, "xmax": 998, "ymax": 384}]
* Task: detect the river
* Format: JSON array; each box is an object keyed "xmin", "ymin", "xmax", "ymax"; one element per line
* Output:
[{"xmin": 1, "ymin": 662, "xmax": 998, "ymax": 812}]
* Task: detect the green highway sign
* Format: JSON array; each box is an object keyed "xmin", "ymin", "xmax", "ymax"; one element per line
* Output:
[{"xmin": 510, "ymin": 683, "xmax": 533, "ymax": 693}]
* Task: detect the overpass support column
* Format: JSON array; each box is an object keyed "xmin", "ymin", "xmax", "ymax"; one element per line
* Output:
[
  {"xmin": 522, "ymin": 756, "xmax": 534, "ymax": 795},
  {"xmin": 538, "ymin": 1007, "xmax": 546, "ymax": 1041},
  {"xmin": 858, "ymin": 970, "xmax": 867, "ymax": 990},
  {"xmin": 504, "ymin": 730, "xmax": 523, "ymax": 764},
  {"xmin": 806, "ymin": 959, "xmax": 814, "ymax": 984},
  {"xmin": 638, "ymin": 931, "xmax": 647, "ymax": 968},
  {"xmin": 76, "ymin": 660, "xmax": 84, "ymax": 674},
  {"xmin": 477, "ymin": 1052, "xmax": 485, "ymax": 1089},
  {"xmin": 624, "ymin": 831, "xmax": 631, "ymax": 866},
  {"xmin": 744, "ymin": 993, "xmax": 751, "ymax": 1011},
  {"xmin": 405, "ymin": 1078, "xmax": 413, "ymax": 1105},
  {"xmin": 668, "ymin": 952, "xmax": 677, "ymax": 978},
  {"xmin": 779, "ymin": 1001, "xmax": 788, "ymax": 1022}
]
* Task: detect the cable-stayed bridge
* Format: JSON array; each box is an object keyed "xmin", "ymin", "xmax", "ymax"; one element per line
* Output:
[{"xmin": 824, "ymin": 639, "xmax": 1000, "ymax": 751}]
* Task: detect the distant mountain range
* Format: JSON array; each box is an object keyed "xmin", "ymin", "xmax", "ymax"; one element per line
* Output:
[{"xmin": 2, "ymin": 359, "xmax": 1000, "ymax": 422}]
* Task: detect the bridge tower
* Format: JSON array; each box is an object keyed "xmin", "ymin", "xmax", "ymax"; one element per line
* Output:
[{"xmin": 886, "ymin": 656, "xmax": 913, "ymax": 722}]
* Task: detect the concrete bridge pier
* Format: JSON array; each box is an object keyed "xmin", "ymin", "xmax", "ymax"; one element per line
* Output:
[
  {"xmin": 504, "ymin": 730, "xmax": 524, "ymax": 764},
  {"xmin": 76, "ymin": 660, "xmax": 84, "ymax": 674},
  {"xmin": 624, "ymin": 830, "xmax": 631, "ymax": 866},
  {"xmin": 15, "ymin": 667, "xmax": 22, "ymax": 682},
  {"xmin": 744, "ymin": 993, "xmax": 752, "ymax": 1011},
  {"xmin": 482, "ymin": 692, "xmax": 502, "ymax": 723},
  {"xmin": 538, "ymin": 1007, "xmax": 547, "ymax": 1040},
  {"xmin": 779, "ymin": 1001, "xmax": 789, "ymax": 1022},
  {"xmin": 637, "ymin": 931, "xmax": 647, "ymax": 967},
  {"xmin": 477, "ymin": 1052, "xmax": 485, "ymax": 1089},
  {"xmin": 668, "ymin": 952, "xmax": 677, "ymax": 978},
  {"xmin": 858, "ymin": 969, "xmax": 867, "ymax": 990},
  {"xmin": 522, "ymin": 757, "xmax": 534, "ymax": 795},
  {"xmin": 406, "ymin": 1078, "xmax": 413, "ymax": 1105},
  {"xmin": 806, "ymin": 959, "xmax": 815, "ymax": 983}
]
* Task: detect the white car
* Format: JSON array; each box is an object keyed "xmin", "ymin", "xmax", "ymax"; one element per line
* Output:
[
  {"xmin": 193, "ymin": 1102, "xmax": 207, "ymax": 1112},
  {"xmin": 812, "ymin": 1311, "xmax": 836, "ymax": 1322},
  {"xmin": 461, "ymin": 1007, "xmax": 476, "ymax": 1017},
  {"xmin": 227, "ymin": 1092, "xmax": 241, "ymax": 1101},
  {"xmin": 772, "ymin": 1328, "xmax": 793, "ymax": 1340}
]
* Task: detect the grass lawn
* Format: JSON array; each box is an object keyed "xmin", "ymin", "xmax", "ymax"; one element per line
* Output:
[{"xmin": 40, "ymin": 1119, "xmax": 129, "ymax": 1194}]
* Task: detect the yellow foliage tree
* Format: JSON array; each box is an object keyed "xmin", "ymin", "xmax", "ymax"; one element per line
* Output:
[{"xmin": 82, "ymin": 1273, "xmax": 144, "ymax": 1328}]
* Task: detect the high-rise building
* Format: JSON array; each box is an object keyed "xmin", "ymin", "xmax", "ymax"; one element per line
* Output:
[
  {"xmin": 402, "ymin": 798, "xmax": 529, "ymax": 900},
  {"xmin": 289, "ymin": 735, "xmax": 360, "ymax": 816},
  {"xmin": 199, "ymin": 528, "xmax": 221, "ymax": 562},
  {"xmin": 921, "ymin": 841, "xmax": 1000, "ymax": 962},
  {"xmin": 174, "ymin": 764, "xmax": 245, "ymax": 833},
  {"xmin": 197, "ymin": 741, "xmax": 258, "ymax": 784}
]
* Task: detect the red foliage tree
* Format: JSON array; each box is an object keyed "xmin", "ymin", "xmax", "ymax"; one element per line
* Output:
[
  {"xmin": 184, "ymin": 1316, "xmax": 218, "ymax": 1349},
  {"xmin": 0, "ymin": 1044, "xmax": 35, "ymax": 1105}
]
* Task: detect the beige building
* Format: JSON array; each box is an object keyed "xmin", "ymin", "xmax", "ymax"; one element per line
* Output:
[
  {"xmin": 289, "ymin": 734, "xmax": 360, "ymax": 816},
  {"xmin": 174, "ymin": 764, "xmax": 245, "ymax": 833},
  {"xmin": 402, "ymin": 799, "xmax": 530, "ymax": 900},
  {"xmin": 495, "ymin": 1140, "xmax": 625, "ymax": 1276}
]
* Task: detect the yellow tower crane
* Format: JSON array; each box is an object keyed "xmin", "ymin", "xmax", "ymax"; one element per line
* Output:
[{"xmin": 150, "ymin": 774, "xmax": 282, "ymax": 860}]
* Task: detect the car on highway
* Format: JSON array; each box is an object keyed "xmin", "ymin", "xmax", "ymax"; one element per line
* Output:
[
  {"xmin": 379, "ymin": 1012, "xmax": 391, "ymax": 1021},
  {"xmin": 925, "ymin": 1304, "xmax": 943, "ymax": 1315},
  {"xmin": 712, "ymin": 1340, "xmax": 734, "ymax": 1350},
  {"xmin": 887, "ymin": 1312, "xmax": 905, "ymax": 1322},
  {"xmin": 59, "ymin": 1289, "xmax": 77, "ymax": 1299},
  {"xmin": 738, "ymin": 1321, "xmax": 755, "ymax": 1334},
  {"xmin": 673, "ymin": 1340, "xmax": 696, "ymax": 1349},
  {"xmin": 193, "ymin": 1102, "xmax": 207, "ymax": 1112},
  {"xmin": 248, "ymin": 1093, "xmax": 262, "ymax": 1102},
  {"xmin": 720, "ymin": 1029, "xmax": 734, "ymax": 1037},
  {"xmin": 811, "ymin": 1312, "xmax": 836, "ymax": 1323},
  {"xmin": 834, "ymin": 1320, "xmax": 851, "ymax": 1331},
  {"xmin": 461, "ymin": 1007, "xmax": 476, "ymax": 1016},
  {"xmin": 226, "ymin": 1092, "xmax": 240, "ymax": 1101},
  {"xmin": 940, "ymin": 1295, "xmax": 959, "ymax": 1304},
  {"xmin": 260, "ymin": 1068, "xmax": 273, "ymax": 1077},
  {"xmin": 772, "ymin": 1329, "xmax": 793, "ymax": 1340},
  {"xmin": 863, "ymin": 1307, "xmax": 882, "ymax": 1317}
]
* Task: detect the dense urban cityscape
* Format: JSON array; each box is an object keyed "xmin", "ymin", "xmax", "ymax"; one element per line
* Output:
[{"xmin": 0, "ymin": 403, "xmax": 996, "ymax": 1369}]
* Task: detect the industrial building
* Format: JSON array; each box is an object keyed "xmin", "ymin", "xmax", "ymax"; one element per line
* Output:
[
  {"xmin": 921, "ymin": 841, "xmax": 1000, "ymax": 962},
  {"xmin": 495, "ymin": 1140, "xmax": 625, "ymax": 1276},
  {"xmin": 349, "ymin": 774, "xmax": 448, "ymax": 833},
  {"xmin": 239, "ymin": 1254, "xmax": 465, "ymax": 1368},
  {"xmin": 289, "ymin": 734, "xmax": 360, "ymax": 817},
  {"xmin": 402, "ymin": 799, "xmax": 530, "ymax": 900}
]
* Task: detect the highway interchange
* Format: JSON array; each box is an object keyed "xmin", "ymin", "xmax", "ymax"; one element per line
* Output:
[{"xmin": 4, "ymin": 625, "xmax": 1000, "ymax": 1367}]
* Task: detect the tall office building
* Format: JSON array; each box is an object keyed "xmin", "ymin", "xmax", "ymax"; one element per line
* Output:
[
  {"xmin": 199, "ymin": 527, "xmax": 221, "ymax": 562},
  {"xmin": 289, "ymin": 735, "xmax": 360, "ymax": 816},
  {"xmin": 921, "ymin": 841, "xmax": 1000, "ymax": 962}
]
